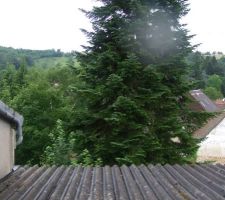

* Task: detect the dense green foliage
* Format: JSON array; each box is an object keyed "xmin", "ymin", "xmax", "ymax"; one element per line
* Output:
[
  {"xmin": 187, "ymin": 51, "xmax": 225, "ymax": 99},
  {"xmin": 0, "ymin": 46, "xmax": 70, "ymax": 69},
  {"xmin": 41, "ymin": 120, "xmax": 103, "ymax": 166},
  {"xmin": 41, "ymin": 120, "xmax": 75, "ymax": 165},
  {"xmin": 0, "ymin": 61, "xmax": 77, "ymax": 164},
  {"xmin": 0, "ymin": 1, "xmax": 217, "ymax": 166},
  {"xmin": 34, "ymin": 57, "xmax": 72, "ymax": 69},
  {"xmin": 72, "ymin": 0, "xmax": 202, "ymax": 165}
]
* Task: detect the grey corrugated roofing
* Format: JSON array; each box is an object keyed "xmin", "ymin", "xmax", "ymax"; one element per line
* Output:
[
  {"xmin": 190, "ymin": 89, "xmax": 220, "ymax": 112},
  {"xmin": 1, "ymin": 164, "xmax": 225, "ymax": 199},
  {"xmin": 0, "ymin": 101, "xmax": 23, "ymax": 145}
]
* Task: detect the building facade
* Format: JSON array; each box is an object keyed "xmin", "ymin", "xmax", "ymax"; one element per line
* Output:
[{"xmin": 0, "ymin": 101, "xmax": 23, "ymax": 178}]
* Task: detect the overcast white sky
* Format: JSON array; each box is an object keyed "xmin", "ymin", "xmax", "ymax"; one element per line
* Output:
[{"xmin": 0, "ymin": 0, "xmax": 224, "ymax": 53}]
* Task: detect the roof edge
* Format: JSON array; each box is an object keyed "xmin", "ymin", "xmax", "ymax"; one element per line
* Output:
[{"xmin": 0, "ymin": 101, "xmax": 24, "ymax": 145}]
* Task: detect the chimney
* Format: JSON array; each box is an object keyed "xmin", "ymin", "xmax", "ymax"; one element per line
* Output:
[{"xmin": 0, "ymin": 101, "xmax": 23, "ymax": 179}]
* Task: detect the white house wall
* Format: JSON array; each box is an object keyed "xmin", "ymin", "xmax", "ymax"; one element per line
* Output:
[{"xmin": 0, "ymin": 118, "xmax": 15, "ymax": 178}]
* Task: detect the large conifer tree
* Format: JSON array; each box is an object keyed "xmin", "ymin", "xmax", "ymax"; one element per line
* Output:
[{"xmin": 74, "ymin": 0, "xmax": 198, "ymax": 165}]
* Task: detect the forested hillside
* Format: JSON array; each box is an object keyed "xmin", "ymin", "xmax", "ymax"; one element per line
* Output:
[
  {"xmin": 187, "ymin": 51, "xmax": 225, "ymax": 100},
  {"xmin": 0, "ymin": 53, "xmax": 213, "ymax": 166},
  {"xmin": 0, "ymin": 59, "xmax": 78, "ymax": 164},
  {"xmin": 0, "ymin": 46, "xmax": 72, "ymax": 69}
]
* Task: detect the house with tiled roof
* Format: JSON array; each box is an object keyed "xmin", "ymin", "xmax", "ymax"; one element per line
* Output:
[
  {"xmin": 2, "ymin": 102, "xmax": 225, "ymax": 199},
  {"xmin": 188, "ymin": 90, "xmax": 225, "ymax": 163},
  {"xmin": 189, "ymin": 89, "xmax": 220, "ymax": 112}
]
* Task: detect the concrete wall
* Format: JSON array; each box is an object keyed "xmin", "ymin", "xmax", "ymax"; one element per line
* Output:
[{"xmin": 0, "ymin": 118, "xmax": 15, "ymax": 179}]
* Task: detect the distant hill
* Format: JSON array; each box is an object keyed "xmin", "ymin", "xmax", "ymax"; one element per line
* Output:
[
  {"xmin": 0, "ymin": 46, "xmax": 73, "ymax": 69},
  {"xmin": 34, "ymin": 57, "xmax": 71, "ymax": 68}
]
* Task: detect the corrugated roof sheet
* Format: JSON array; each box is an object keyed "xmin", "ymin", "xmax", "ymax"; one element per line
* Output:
[
  {"xmin": 189, "ymin": 89, "xmax": 220, "ymax": 112},
  {"xmin": 1, "ymin": 164, "xmax": 225, "ymax": 199}
]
